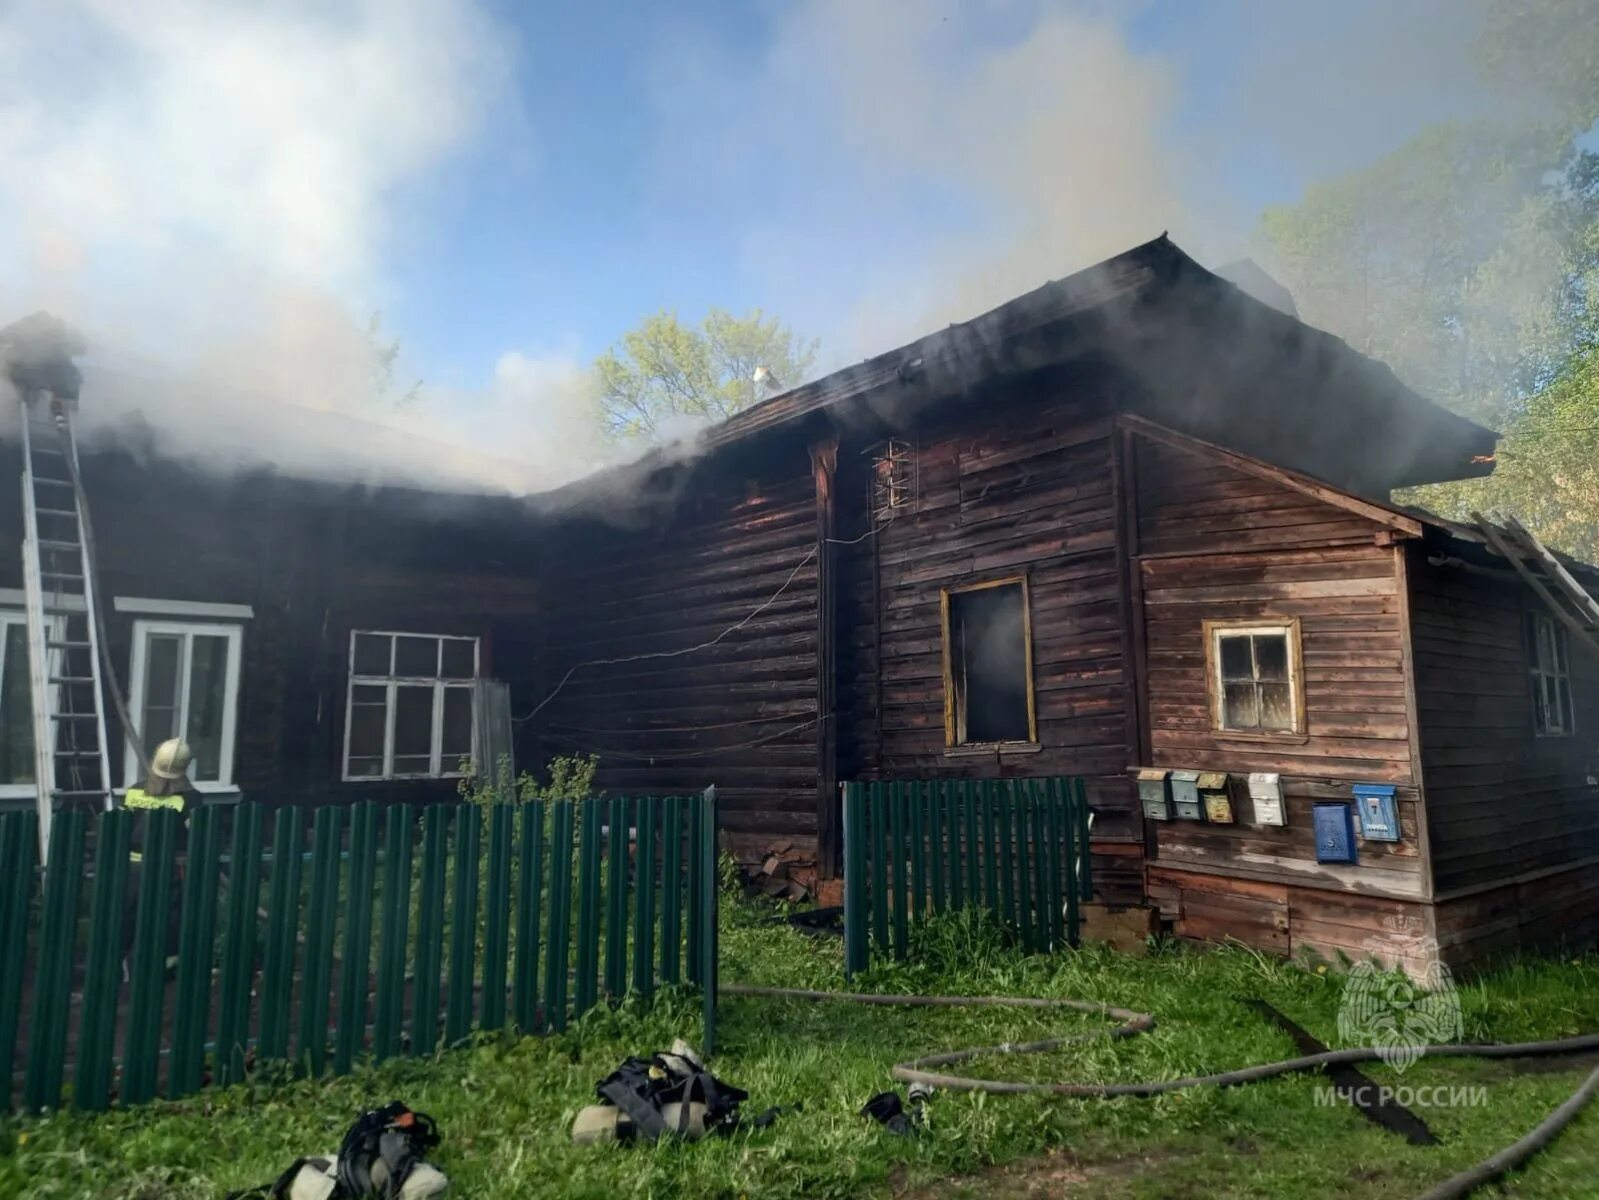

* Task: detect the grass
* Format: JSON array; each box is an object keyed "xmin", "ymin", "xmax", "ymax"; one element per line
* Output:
[{"xmin": 4, "ymin": 899, "xmax": 1599, "ymax": 1199}]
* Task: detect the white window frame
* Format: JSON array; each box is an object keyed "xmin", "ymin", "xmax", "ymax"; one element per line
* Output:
[
  {"xmin": 343, "ymin": 631, "xmax": 480, "ymax": 782},
  {"xmin": 1205, "ymin": 618, "xmax": 1306, "ymax": 737},
  {"xmin": 123, "ymin": 618, "xmax": 244, "ymax": 792},
  {"xmin": 1529, "ymin": 611, "xmax": 1575, "ymax": 738},
  {"xmin": 0, "ymin": 609, "xmax": 61, "ymax": 800}
]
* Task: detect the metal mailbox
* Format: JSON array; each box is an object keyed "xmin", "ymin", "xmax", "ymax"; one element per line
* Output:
[
  {"xmin": 1247, "ymin": 772, "xmax": 1286, "ymax": 827},
  {"xmin": 1137, "ymin": 768, "xmax": 1172, "ymax": 821},
  {"xmin": 1312, "ymin": 802, "xmax": 1357, "ymax": 864},
  {"xmin": 1199, "ymin": 772, "xmax": 1234, "ymax": 823},
  {"xmin": 1170, "ymin": 769, "xmax": 1205, "ymax": 821},
  {"xmin": 1352, "ymin": 783, "xmax": 1400, "ymax": 842}
]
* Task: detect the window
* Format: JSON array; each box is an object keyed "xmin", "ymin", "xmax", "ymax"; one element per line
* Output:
[
  {"xmin": 126, "ymin": 620, "xmax": 244, "ymax": 790},
  {"xmin": 1527, "ymin": 612, "xmax": 1574, "ymax": 737},
  {"xmin": 1206, "ymin": 619, "xmax": 1304, "ymax": 735},
  {"xmin": 1, "ymin": 613, "xmax": 38, "ymax": 796},
  {"xmin": 941, "ymin": 579, "xmax": 1036, "ymax": 746},
  {"xmin": 344, "ymin": 632, "xmax": 478, "ymax": 780}
]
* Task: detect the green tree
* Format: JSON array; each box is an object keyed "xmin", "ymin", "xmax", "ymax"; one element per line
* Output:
[{"xmin": 594, "ymin": 308, "xmax": 818, "ymax": 441}]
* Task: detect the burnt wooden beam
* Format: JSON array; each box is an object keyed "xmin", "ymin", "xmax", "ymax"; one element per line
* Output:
[
  {"xmin": 1475, "ymin": 514, "xmax": 1599, "ymax": 665},
  {"xmin": 812, "ymin": 436, "xmax": 841, "ymax": 877}
]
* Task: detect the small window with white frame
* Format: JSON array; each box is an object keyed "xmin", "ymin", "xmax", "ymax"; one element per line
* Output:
[
  {"xmin": 125, "ymin": 619, "xmax": 244, "ymax": 790},
  {"xmin": 1205, "ymin": 618, "xmax": 1304, "ymax": 736},
  {"xmin": 1527, "ymin": 611, "xmax": 1574, "ymax": 737},
  {"xmin": 344, "ymin": 631, "xmax": 478, "ymax": 781}
]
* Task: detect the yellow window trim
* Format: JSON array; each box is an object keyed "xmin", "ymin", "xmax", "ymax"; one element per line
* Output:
[
  {"xmin": 1202, "ymin": 617, "xmax": 1306, "ymax": 737},
  {"xmin": 940, "ymin": 575, "xmax": 1039, "ymax": 748}
]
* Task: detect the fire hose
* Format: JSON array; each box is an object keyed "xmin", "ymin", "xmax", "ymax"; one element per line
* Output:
[{"xmin": 722, "ymin": 984, "xmax": 1599, "ymax": 1200}]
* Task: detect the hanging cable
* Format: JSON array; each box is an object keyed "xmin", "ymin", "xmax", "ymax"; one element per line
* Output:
[{"xmin": 516, "ymin": 513, "xmax": 893, "ymax": 726}]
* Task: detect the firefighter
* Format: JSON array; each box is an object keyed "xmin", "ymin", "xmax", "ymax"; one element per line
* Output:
[{"xmin": 122, "ymin": 738, "xmax": 203, "ymax": 973}]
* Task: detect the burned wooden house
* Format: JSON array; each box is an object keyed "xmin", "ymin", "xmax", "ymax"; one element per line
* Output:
[
  {"xmin": 6, "ymin": 235, "xmax": 1598, "ymax": 972},
  {"xmin": 527, "ymin": 236, "xmax": 1599, "ymax": 972}
]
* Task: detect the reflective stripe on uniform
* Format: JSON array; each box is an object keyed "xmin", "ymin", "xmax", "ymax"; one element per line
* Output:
[{"xmin": 124, "ymin": 788, "xmax": 186, "ymax": 812}]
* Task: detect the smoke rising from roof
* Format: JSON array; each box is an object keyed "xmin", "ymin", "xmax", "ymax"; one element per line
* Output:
[{"xmin": 0, "ymin": 0, "xmax": 612, "ymax": 494}]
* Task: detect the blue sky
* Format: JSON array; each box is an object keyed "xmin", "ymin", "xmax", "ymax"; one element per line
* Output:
[
  {"xmin": 377, "ymin": 0, "xmax": 1486, "ymax": 390},
  {"xmin": 0, "ymin": 1, "xmax": 1495, "ymax": 489}
]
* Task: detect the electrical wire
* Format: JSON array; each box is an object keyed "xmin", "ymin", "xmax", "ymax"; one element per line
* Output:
[
  {"xmin": 721, "ymin": 986, "xmax": 1599, "ymax": 1199},
  {"xmin": 516, "ymin": 514, "xmax": 893, "ymax": 727},
  {"xmin": 541, "ymin": 715, "xmax": 826, "ymax": 762}
]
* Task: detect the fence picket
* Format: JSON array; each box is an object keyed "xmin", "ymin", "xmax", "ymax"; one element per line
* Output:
[
  {"xmin": 446, "ymin": 804, "xmax": 481, "ymax": 1046},
  {"xmin": 686, "ymin": 796, "xmax": 703, "ymax": 987},
  {"xmin": 257, "ymin": 807, "xmax": 304, "ymax": 1065},
  {"xmin": 889, "ymin": 781, "xmax": 908, "ymax": 958},
  {"xmin": 843, "ymin": 784, "xmax": 867, "ymax": 978},
  {"xmin": 1012, "ymin": 782, "xmax": 1035, "ymax": 952},
  {"xmin": 981, "ymin": 781, "xmax": 999, "ymax": 912},
  {"xmin": 23, "ymin": 808, "xmax": 85, "ymax": 1111},
  {"xmin": 545, "ymin": 800, "xmax": 575, "ymax": 1032},
  {"xmin": 513, "ymin": 801, "xmax": 544, "ymax": 1033},
  {"xmin": 633, "ymin": 796, "xmax": 656, "ymax": 1000},
  {"xmin": 909, "ymin": 779, "xmax": 925, "ymax": 923},
  {"xmin": 215, "ymin": 805, "xmax": 263, "ymax": 1087},
  {"xmin": 660, "ymin": 796, "xmax": 682, "ymax": 985},
  {"xmin": 869, "ymin": 781, "xmax": 889, "ymax": 953},
  {"xmin": 0, "ymin": 813, "xmax": 37, "ymax": 1112},
  {"xmin": 170, "ymin": 804, "xmax": 222, "ymax": 1098},
  {"xmin": 413, "ymin": 805, "xmax": 449, "ymax": 1057},
  {"xmin": 75, "ymin": 809, "xmax": 130, "ymax": 1111},
  {"xmin": 575, "ymin": 800, "xmax": 603, "ymax": 1017},
  {"xmin": 928, "ymin": 780, "xmax": 946, "ymax": 914},
  {"xmin": 1074, "ymin": 777, "xmax": 1093, "ymax": 904},
  {"xmin": 373, "ymin": 804, "xmax": 414, "ymax": 1061},
  {"xmin": 604, "ymin": 795, "xmax": 629, "ymax": 1000},
  {"xmin": 334, "ymin": 802, "xmax": 379, "ymax": 1076},
  {"xmin": 482, "ymin": 803, "xmax": 514, "ymax": 1032},
  {"xmin": 122, "ymin": 808, "xmax": 177, "ymax": 1104},
  {"xmin": 699, "ymin": 787, "xmax": 718, "ymax": 1056},
  {"xmin": 297, "ymin": 805, "xmax": 343, "ymax": 1078}
]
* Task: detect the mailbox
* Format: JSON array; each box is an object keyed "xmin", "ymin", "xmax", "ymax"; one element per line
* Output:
[
  {"xmin": 1199, "ymin": 772, "xmax": 1234, "ymax": 823},
  {"xmin": 1352, "ymin": 784, "xmax": 1400, "ymax": 842},
  {"xmin": 1137, "ymin": 768, "xmax": 1172, "ymax": 821},
  {"xmin": 1247, "ymin": 772, "xmax": 1286, "ymax": 827},
  {"xmin": 1170, "ymin": 769, "xmax": 1205, "ymax": 821},
  {"xmin": 1312, "ymin": 802, "xmax": 1357, "ymax": 864}
]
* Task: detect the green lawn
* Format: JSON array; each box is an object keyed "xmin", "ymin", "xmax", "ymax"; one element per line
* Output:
[{"xmin": 5, "ymin": 902, "xmax": 1599, "ymax": 1200}]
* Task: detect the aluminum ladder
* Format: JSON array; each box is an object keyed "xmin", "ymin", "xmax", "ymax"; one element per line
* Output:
[{"xmin": 18, "ymin": 392, "xmax": 115, "ymax": 859}]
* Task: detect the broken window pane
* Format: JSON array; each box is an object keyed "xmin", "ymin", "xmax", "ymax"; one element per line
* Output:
[
  {"xmin": 1218, "ymin": 635, "xmax": 1253, "ymax": 681},
  {"xmin": 947, "ymin": 583, "xmax": 1031, "ymax": 744},
  {"xmin": 394, "ymin": 636, "xmax": 439, "ymax": 678},
  {"xmin": 353, "ymin": 633, "xmax": 390, "ymax": 676}
]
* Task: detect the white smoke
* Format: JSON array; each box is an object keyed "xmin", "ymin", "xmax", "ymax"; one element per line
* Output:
[{"xmin": 0, "ymin": 0, "xmax": 609, "ymax": 493}]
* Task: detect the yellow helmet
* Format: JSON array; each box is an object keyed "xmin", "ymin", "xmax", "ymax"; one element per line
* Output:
[{"xmin": 150, "ymin": 738, "xmax": 193, "ymax": 781}]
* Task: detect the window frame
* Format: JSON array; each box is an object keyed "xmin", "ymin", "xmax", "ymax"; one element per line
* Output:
[
  {"xmin": 1527, "ymin": 611, "xmax": 1575, "ymax": 738},
  {"xmin": 0, "ymin": 610, "xmax": 64, "ymax": 800},
  {"xmin": 123, "ymin": 617, "xmax": 244, "ymax": 792},
  {"xmin": 1203, "ymin": 617, "xmax": 1306, "ymax": 738},
  {"xmin": 342, "ymin": 630, "xmax": 480, "ymax": 782},
  {"xmin": 939, "ymin": 576, "xmax": 1039, "ymax": 749}
]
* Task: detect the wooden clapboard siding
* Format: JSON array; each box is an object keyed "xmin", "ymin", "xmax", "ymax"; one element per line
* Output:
[
  {"xmin": 833, "ymin": 374, "xmax": 1143, "ymax": 901},
  {"xmin": 1133, "ymin": 432, "xmax": 1426, "ymax": 900},
  {"xmin": 1433, "ymin": 859, "xmax": 1599, "ymax": 971},
  {"xmin": 1408, "ymin": 550, "xmax": 1599, "ymax": 894},
  {"xmin": 534, "ymin": 443, "xmax": 821, "ymax": 849},
  {"xmin": 0, "ymin": 440, "xmax": 546, "ymax": 811}
]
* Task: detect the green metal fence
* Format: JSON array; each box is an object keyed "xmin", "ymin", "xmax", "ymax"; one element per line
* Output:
[
  {"xmin": 842, "ymin": 777, "xmax": 1092, "ymax": 977},
  {"xmin": 0, "ymin": 787, "xmax": 719, "ymax": 1114}
]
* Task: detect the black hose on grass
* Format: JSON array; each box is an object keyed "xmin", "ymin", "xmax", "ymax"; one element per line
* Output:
[{"xmin": 721, "ymin": 984, "xmax": 1599, "ymax": 1198}]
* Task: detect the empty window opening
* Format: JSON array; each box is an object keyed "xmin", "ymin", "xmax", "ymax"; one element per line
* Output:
[
  {"xmin": 1207, "ymin": 620, "xmax": 1303, "ymax": 735},
  {"xmin": 942, "ymin": 579, "xmax": 1036, "ymax": 745},
  {"xmin": 345, "ymin": 631, "xmax": 479, "ymax": 780},
  {"xmin": 1527, "ymin": 612, "xmax": 1574, "ymax": 737}
]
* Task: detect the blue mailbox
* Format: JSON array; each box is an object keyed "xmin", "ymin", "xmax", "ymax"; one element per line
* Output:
[
  {"xmin": 1352, "ymin": 784, "xmax": 1400, "ymax": 843},
  {"xmin": 1312, "ymin": 802, "xmax": 1357, "ymax": 864}
]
